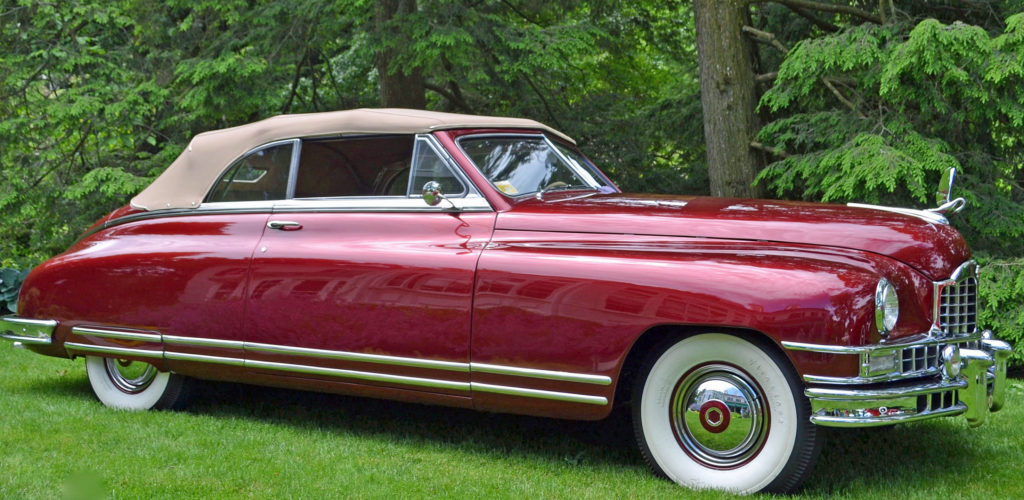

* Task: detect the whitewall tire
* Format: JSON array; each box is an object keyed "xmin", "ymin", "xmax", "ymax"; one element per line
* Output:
[
  {"xmin": 85, "ymin": 356, "xmax": 190, "ymax": 410},
  {"xmin": 632, "ymin": 333, "xmax": 822, "ymax": 494}
]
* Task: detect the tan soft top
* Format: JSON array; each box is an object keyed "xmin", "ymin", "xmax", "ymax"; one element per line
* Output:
[{"xmin": 130, "ymin": 108, "xmax": 572, "ymax": 210}]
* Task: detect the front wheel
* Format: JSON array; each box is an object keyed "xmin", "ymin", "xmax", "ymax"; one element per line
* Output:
[
  {"xmin": 85, "ymin": 356, "xmax": 191, "ymax": 410},
  {"xmin": 632, "ymin": 333, "xmax": 822, "ymax": 494}
]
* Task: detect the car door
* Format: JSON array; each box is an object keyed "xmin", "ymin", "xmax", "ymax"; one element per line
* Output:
[
  {"xmin": 242, "ymin": 134, "xmax": 494, "ymax": 399},
  {"xmin": 159, "ymin": 139, "xmax": 296, "ymax": 379}
]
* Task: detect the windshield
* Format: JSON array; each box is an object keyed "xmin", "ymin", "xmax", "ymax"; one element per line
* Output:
[{"xmin": 458, "ymin": 135, "xmax": 609, "ymax": 197}]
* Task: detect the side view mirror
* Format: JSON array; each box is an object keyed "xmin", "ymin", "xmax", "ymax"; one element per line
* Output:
[
  {"xmin": 422, "ymin": 181, "xmax": 452, "ymax": 208},
  {"xmin": 930, "ymin": 167, "xmax": 966, "ymax": 215}
]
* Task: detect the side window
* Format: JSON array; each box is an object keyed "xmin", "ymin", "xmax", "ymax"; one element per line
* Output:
[
  {"xmin": 207, "ymin": 143, "xmax": 293, "ymax": 202},
  {"xmin": 295, "ymin": 136, "xmax": 414, "ymax": 198},
  {"xmin": 410, "ymin": 139, "xmax": 466, "ymax": 196}
]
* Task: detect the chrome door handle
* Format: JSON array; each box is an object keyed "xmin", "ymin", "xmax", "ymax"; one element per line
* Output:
[{"xmin": 267, "ymin": 220, "xmax": 302, "ymax": 231}]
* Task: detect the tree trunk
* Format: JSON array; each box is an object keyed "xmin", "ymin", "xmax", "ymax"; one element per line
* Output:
[
  {"xmin": 694, "ymin": 0, "xmax": 765, "ymax": 198},
  {"xmin": 375, "ymin": 0, "xmax": 425, "ymax": 109}
]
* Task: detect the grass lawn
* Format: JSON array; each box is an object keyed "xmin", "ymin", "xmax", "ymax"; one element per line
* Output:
[{"xmin": 2, "ymin": 345, "xmax": 1022, "ymax": 499}]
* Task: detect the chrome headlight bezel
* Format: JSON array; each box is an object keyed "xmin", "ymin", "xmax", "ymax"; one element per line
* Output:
[{"xmin": 874, "ymin": 278, "xmax": 899, "ymax": 337}]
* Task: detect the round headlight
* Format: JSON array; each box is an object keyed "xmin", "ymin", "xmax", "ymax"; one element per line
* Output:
[{"xmin": 874, "ymin": 278, "xmax": 899, "ymax": 336}]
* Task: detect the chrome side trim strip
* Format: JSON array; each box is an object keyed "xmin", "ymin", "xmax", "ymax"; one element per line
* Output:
[
  {"xmin": 0, "ymin": 334, "xmax": 52, "ymax": 346},
  {"xmin": 64, "ymin": 342, "xmax": 163, "ymax": 359},
  {"xmin": 164, "ymin": 335, "xmax": 244, "ymax": 350},
  {"xmin": 269, "ymin": 196, "xmax": 492, "ymax": 213},
  {"xmin": 781, "ymin": 341, "xmax": 880, "ymax": 354},
  {"xmin": 471, "ymin": 383, "xmax": 608, "ymax": 405},
  {"xmin": 245, "ymin": 342, "xmax": 471, "ymax": 373},
  {"xmin": 164, "ymin": 351, "xmax": 246, "ymax": 367},
  {"xmin": 471, "ymin": 363, "xmax": 612, "ymax": 386},
  {"xmin": 55, "ymin": 329, "xmax": 610, "ymax": 405},
  {"xmin": 71, "ymin": 326, "xmax": 161, "ymax": 343},
  {"xmin": 781, "ymin": 331, "xmax": 979, "ymax": 355},
  {"xmin": 246, "ymin": 359, "xmax": 472, "ymax": 391},
  {"xmin": 0, "ymin": 316, "xmax": 57, "ymax": 345}
]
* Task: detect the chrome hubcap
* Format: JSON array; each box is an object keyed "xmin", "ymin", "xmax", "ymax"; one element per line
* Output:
[
  {"xmin": 670, "ymin": 364, "xmax": 768, "ymax": 467},
  {"xmin": 105, "ymin": 358, "xmax": 157, "ymax": 394}
]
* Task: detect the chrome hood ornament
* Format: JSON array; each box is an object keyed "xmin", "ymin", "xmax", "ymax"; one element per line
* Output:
[
  {"xmin": 849, "ymin": 167, "xmax": 966, "ymax": 226},
  {"xmin": 928, "ymin": 167, "xmax": 967, "ymax": 215}
]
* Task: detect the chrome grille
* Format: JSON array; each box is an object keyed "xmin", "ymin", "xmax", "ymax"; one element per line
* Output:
[
  {"xmin": 939, "ymin": 275, "xmax": 977, "ymax": 335},
  {"xmin": 918, "ymin": 389, "xmax": 958, "ymax": 414},
  {"xmin": 900, "ymin": 344, "xmax": 940, "ymax": 373}
]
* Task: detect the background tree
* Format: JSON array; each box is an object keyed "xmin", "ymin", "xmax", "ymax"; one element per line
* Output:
[
  {"xmin": 693, "ymin": 0, "xmax": 764, "ymax": 198},
  {"xmin": 375, "ymin": 0, "xmax": 426, "ymax": 108}
]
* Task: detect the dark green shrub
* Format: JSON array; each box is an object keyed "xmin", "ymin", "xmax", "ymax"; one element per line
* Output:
[
  {"xmin": 0, "ymin": 268, "xmax": 27, "ymax": 314},
  {"xmin": 978, "ymin": 257, "xmax": 1024, "ymax": 369}
]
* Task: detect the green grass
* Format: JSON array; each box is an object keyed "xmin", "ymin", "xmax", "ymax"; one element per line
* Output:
[{"xmin": 2, "ymin": 345, "xmax": 1022, "ymax": 499}]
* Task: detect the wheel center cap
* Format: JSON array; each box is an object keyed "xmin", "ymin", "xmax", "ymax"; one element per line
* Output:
[{"xmin": 699, "ymin": 400, "xmax": 731, "ymax": 433}]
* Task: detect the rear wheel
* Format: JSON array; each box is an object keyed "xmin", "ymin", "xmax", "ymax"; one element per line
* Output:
[
  {"xmin": 85, "ymin": 356, "xmax": 190, "ymax": 410},
  {"xmin": 632, "ymin": 333, "xmax": 822, "ymax": 494}
]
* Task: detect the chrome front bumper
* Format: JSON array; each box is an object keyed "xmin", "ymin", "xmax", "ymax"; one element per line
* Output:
[
  {"xmin": 0, "ymin": 316, "xmax": 56, "ymax": 347},
  {"xmin": 785, "ymin": 330, "xmax": 1012, "ymax": 428}
]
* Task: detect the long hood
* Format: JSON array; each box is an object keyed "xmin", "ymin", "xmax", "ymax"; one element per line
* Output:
[{"xmin": 495, "ymin": 193, "xmax": 969, "ymax": 280}]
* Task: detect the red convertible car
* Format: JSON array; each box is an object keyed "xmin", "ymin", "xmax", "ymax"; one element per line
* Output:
[{"xmin": 0, "ymin": 109, "xmax": 1013, "ymax": 493}]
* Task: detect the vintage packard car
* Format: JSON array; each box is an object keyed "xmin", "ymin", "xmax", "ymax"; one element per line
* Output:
[{"xmin": 0, "ymin": 109, "xmax": 1013, "ymax": 493}]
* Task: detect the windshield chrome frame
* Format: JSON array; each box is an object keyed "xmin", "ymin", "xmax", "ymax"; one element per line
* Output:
[
  {"xmin": 455, "ymin": 132, "xmax": 609, "ymax": 198},
  {"xmin": 405, "ymin": 134, "xmax": 475, "ymax": 199}
]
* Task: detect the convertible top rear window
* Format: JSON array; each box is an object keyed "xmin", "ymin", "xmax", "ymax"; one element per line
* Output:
[{"xmin": 207, "ymin": 142, "xmax": 293, "ymax": 203}]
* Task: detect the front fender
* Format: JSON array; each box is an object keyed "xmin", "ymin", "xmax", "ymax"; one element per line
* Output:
[{"xmin": 470, "ymin": 231, "xmax": 933, "ymax": 418}]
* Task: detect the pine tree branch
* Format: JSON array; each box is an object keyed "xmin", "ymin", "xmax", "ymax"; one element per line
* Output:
[
  {"xmin": 760, "ymin": 0, "xmax": 883, "ymax": 24},
  {"xmin": 281, "ymin": 50, "xmax": 308, "ymax": 114},
  {"xmin": 743, "ymin": 26, "xmax": 789, "ymax": 53},
  {"xmin": 424, "ymin": 82, "xmax": 473, "ymax": 113},
  {"xmin": 787, "ymin": 5, "xmax": 840, "ymax": 32},
  {"xmin": 750, "ymin": 141, "xmax": 789, "ymax": 158},
  {"xmin": 756, "ymin": 72, "xmax": 778, "ymax": 83},
  {"xmin": 744, "ymin": 24, "xmax": 866, "ymax": 118},
  {"xmin": 499, "ymin": 0, "xmax": 545, "ymax": 26},
  {"xmin": 823, "ymin": 77, "xmax": 865, "ymax": 118},
  {"xmin": 523, "ymin": 75, "xmax": 564, "ymax": 130}
]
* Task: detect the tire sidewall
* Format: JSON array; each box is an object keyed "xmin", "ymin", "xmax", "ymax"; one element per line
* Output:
[
  {"xmin": 636, "ymin": 333, "xmax": 799, "ymax": 494},
  {"xmin": 85, "ymin": 356, "xmax": 173, "ymax": 410}
]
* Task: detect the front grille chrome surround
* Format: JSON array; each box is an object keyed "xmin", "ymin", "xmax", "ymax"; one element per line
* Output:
[
  {"xmin": 784, "ymin": 332, "xmax": 981, "ymax": 384},
  {"xmin": 934, "ymin": 260, "xmax": 979, "ymax": 337}
]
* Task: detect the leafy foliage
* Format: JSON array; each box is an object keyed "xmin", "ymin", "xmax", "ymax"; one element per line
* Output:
[
  {"xmin": 0, "ymin": 268, "xmax": 28, "ymax": 314},
  {"xmin": 978, "ymin": 257, "xmax": 1024, "ymax": 366},
  {"xmin": 756, "ymin": 14, "xmax": 1024, "ymax": 258},
  {"xmin": 0, "ymin": 0, "xmax": 704, "ymax": 266}
]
